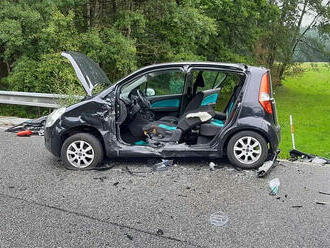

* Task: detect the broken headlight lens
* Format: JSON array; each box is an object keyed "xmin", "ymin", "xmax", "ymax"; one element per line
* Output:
[{"xmin": 45, "ymin": 107, "xmax": 66, "ymax": 127}]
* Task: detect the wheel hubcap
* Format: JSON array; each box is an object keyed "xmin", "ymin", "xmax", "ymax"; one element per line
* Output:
[
  {"xmin": 233, "ymin": 136, "xmax": 262, "ymax": 164},
  {"xmin": 66, "ymin": 140, "xmax": 94, "ymax": 168}
]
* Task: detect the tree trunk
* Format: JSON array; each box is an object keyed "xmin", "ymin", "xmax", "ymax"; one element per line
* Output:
[{"xmin": 87, "ymin": 1, "xmax": 91, "ymax": 30}]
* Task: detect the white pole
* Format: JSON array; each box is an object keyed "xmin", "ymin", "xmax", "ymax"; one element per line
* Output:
[{"xmin": 290, "ymin": 115, "xmax": 296, "ymax": 149}]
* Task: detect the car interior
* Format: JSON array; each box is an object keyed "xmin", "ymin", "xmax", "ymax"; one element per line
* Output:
[{"xmin": 116, "ymin": 68, "xmax": 245, "ymax": 147}]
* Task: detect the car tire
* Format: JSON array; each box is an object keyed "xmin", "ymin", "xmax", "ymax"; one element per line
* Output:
[
  {"xmin": 61, "ymin": 133, "xmax": 104, "ymax": 170},
  {"xmin": 227, "ymin": 131, "xmax": 268, "ymax": 169}
]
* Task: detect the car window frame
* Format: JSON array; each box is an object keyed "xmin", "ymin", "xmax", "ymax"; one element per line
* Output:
[{"xmin": 118, "ymin": 67, "xmax": 188, "ymax": 100}]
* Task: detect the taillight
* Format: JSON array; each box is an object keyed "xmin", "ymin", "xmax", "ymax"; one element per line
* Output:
[{"xmin": 259, "ymin": 72, "xmax": 273, "ymax": 114}]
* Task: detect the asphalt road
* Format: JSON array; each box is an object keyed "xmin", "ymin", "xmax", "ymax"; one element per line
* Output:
[{"xmin": 0, "ymin": 128, "xmax": 330, "ymax": 248}]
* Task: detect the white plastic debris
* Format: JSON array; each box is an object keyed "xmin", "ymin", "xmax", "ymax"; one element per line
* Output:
[
  {"xmin": 209, "ymin": 162, "xmax": 216, "ymax": 171},
  {"xmin": 311, "ymin": 157, "xmax": 327, "ymax": 164},
  {"xmin": 210, "ymin": 211, "xmax": 229, "ymax": 227},
  {"xmin": 269, "ymin": 178, "xmax": 280, "ymax": 195}
]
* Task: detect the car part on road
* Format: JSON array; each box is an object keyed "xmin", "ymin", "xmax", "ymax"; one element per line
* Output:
[
  {"xmin": 6, "ymin": 116, "xmax": 47, "ymax": 135},
  {"xmin": 152, "ymin": 159, "xmax": 174, "ymax": 171},
  {"xmin": 269, "ymin": 178, "xmax": 280, "ymax": 195},
  {"xmin": 61, "ymin": 133, "xmax": 104, "ymax": 170},
  {"xmin": 257, "ymin": 150, "xmax": 281, "ymax": 177},
  {"xmin": 227, "ymin": 131, "xmax": 268, "ymax": 169},
  {"xmin": 315, "ymin": 201, "xmax": 328, "ymax": 205},
  {"xmin": 289, "ymin": 149, "xmax": 330, "ymax": 164},
  {"xmin": 209, "ymin": 161, "xmax": 216, "ymax": 171},
  {"xmin": 319, "ymin": 191, "xmax": 330, "ymax": 196},
  {"xmin": 16, "ymin": 130, "xmax": 33, "ymax": 136},
  {"xmin": 288, "ymin": 116, "xmax": 329, "ymax": 165},
  {"xmin": 210, "ymin": 211, "xmax": 229, "ymax": 227}
]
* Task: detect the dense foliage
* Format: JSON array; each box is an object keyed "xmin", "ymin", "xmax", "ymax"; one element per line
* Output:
[{"xmin": 0, "ymin": 0, "xmax": 328, "ymax": 97}]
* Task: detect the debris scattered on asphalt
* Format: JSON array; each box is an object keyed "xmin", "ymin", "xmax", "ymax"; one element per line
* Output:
[
  {"xmin": 289, "ymin": 149, "xmax": 330, "ymax": 165},
  {"xmin": 311, "ymin": 157, "xmax": 328, "ymax": 164},
  {"xmin": 156, "ymin": 229, "xmax": 164, "ymax": 235},
  {"xmin": 257, "ymin": 150, "xmax": 280, "ymax": 177},
  {"xmin": 319, "ymin": 191, "xmax": 330, "ymax": 196},
  {"xmin": 209, "ymin": 162, "xmax": 216, "ymax": 171},
  {"xmin": 125, "ymin": 166, "xmax": 147, "ymax": 177},
  {"xmin": 315, "ymin": 201, "xmax": 328, "ymax": 205},
  {"xmin": 93, "ymin": 176, "xmax": 107, "ymax": 182},
  {"xmin": 291, "ymin": 205, "xmax": 303, "ymax": 208},
  {"xmin": 16, "ymin": 130, "xmax": 33, "ymax": 137},
  {"xmin": 6, "ymin": 116, "xmax": 47, "ymax": 136},
  {"xmin": 125, "ymin": 233, "xmax": 133, "ymax": 240},
  {"xmin": 152, "ymin": 159, "xmax": 174, "ymax": 171},
  {"xmin": 210, "ymin": 211, "xmax": 229, "ymax": 227},
  {"xmin": 269, "ymin": 178, "xmax": 280, "ymax": 195},
  {"xmin": 91, "ymin": 164, "xmax": 115, "ymax": 171}
]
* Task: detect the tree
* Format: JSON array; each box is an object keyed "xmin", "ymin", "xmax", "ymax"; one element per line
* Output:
[{"xmin": 260, "ymin": 0, "xmax": 330, "ymax": 83}]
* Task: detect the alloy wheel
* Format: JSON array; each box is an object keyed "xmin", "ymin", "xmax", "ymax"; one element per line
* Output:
[
  {"xmin": 66, "ymin": 140, "xmax": 95, "ymax": 168},
  {"xmin": 233, "ymin": 136, "xmax": 262, "ymax": 165}
]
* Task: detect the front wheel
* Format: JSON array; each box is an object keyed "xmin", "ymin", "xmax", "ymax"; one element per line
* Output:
[
  {"xmin": 61, "ymin": 133, "xmax": 104, "ymax": 170},
  {"xmin": 226, "ymin": 131, "xmax": 268, "ymax": 169}
]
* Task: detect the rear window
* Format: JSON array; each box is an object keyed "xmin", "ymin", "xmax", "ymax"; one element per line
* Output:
[
  {"xmin": 191, "ymin": 70, "xmax": 226, "ymax": 91},
  {"xmin": 215, "ymin": 74, "xmax": 241, "ymax": 112}
]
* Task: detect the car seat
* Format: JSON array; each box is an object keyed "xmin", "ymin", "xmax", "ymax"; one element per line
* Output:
[
  {"xmin": 143, "ymin": 105, "xmax": 215, "ymax": 143},
  {"xmin": 158, "ymin": 71, "xmax": 205, "ymax": 124}
]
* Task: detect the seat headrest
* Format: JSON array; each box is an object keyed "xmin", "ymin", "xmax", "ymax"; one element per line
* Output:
[{"xmin": 195, "ymin": 71, "xmax": 205, "ymax": 88}]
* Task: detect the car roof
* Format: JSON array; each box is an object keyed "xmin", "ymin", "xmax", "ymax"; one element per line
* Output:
[{"xmin": 136, "ymin": 61, "xmax": 247, "ymax": 72}]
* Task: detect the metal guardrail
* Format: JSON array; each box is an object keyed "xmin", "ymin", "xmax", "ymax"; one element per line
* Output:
[{"xmin": 0, "ymin": 91, "xmax": 83, "ymax": 108}]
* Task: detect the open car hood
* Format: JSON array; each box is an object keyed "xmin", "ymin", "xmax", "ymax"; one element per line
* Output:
[{"xmin": 61, "ymin": 51, "xmax": 111, "ymax": 96}]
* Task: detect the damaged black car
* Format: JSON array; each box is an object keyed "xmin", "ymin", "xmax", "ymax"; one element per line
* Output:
[{"xmin": 44, "ymin": 52, "xmax": 281, "ymax": 170}]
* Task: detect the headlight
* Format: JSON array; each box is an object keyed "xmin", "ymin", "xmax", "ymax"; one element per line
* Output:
[{"xmin": 45, "ymin": 107, "xmax": 66, "ymax": 127}]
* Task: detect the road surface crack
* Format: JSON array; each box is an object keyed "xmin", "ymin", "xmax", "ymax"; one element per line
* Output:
[{"xmin": 0, "ymin": 192, "xmax": 204, "ymax": 248}]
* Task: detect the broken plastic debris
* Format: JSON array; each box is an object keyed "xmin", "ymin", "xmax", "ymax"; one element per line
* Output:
[
  {"xmin": 16, "ymin": 130, "xmax": 33, "ymax": 136},
  {"xmin": 6, "ymin": 115, "xmax": 46, "ymax": 135},
  {"xmin": 257, "ymin": 150, "xmax": 280, "ymax": 177},
  {"xmin": 209, "ymin": 162, "xmax": 216, "ymax": 171},
  {"xmin": 289, "ymin": 149, "xmax": 330, "ymax": 164},
  {"xmin": 311, "ymin": 157, "xmax": 328, "ymax": 164},
  {"xmin": 210, "ymin": 211, "xmax": 229, "ymax": 227},
  {"xmin": 315, "ymin": 201, "xmax": 328, "ymax": 205},
  {"xmin": 269, "ymin": 178, "xmax": 280, "ymax": 195},
  {"xmin": 156, "ymin": 229, "xmax": 164, "ymax": 235},
  {"xmin": 319, "ymin": 191, "xmax": 330, "ymax": 196},
  {"xmin": 125, "ymin": 233, "xmax": 133, "ymax": 240},
  {"xmin": 152, "ymin": 159, "xmax": 174, "ymax": 171}
]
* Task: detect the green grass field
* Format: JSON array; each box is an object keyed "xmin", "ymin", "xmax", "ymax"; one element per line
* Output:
[{"xmin": 275, "ymin": 63, "xmax": 330, "ymax": 158}]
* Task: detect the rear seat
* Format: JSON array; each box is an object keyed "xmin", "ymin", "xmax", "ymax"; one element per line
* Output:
[{"xmin": 197, "ymin": 118, "xmax": 225, "ymax": 144}]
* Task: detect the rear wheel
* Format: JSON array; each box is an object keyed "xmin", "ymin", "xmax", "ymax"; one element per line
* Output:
[
  {"xmin": 227, "ymin": 131, "xmax": 268, "ymax": 169},
  {"xmin": 61, "ymin": 133, "xmax": 104, "ymax": 170}
]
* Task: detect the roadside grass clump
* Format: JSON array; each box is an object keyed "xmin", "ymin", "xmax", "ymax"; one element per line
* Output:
[{"xmin": 274, "ymin": 63, "xmax": 330, "ymax": 158}]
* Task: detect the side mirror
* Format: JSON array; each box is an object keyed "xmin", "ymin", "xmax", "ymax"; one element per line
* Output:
[{"xmin": 146, "ymin": 88, "xmax": 155, "ymax": 97}]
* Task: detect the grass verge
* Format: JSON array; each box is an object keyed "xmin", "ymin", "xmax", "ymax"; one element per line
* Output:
[{"xmin": 275, "ymin": 63, "xmax": 330, "ymax": 158}]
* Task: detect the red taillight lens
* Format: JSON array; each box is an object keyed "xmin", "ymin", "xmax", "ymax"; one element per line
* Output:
[{"xmin": 259, "ymin": 73, "xmax": 273, "ymax": 114}]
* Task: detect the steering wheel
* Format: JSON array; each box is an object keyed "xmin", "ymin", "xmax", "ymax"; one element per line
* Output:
[{"xmin": 137, "ymin": 89, "xmax": 151, "ymax": 109}]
